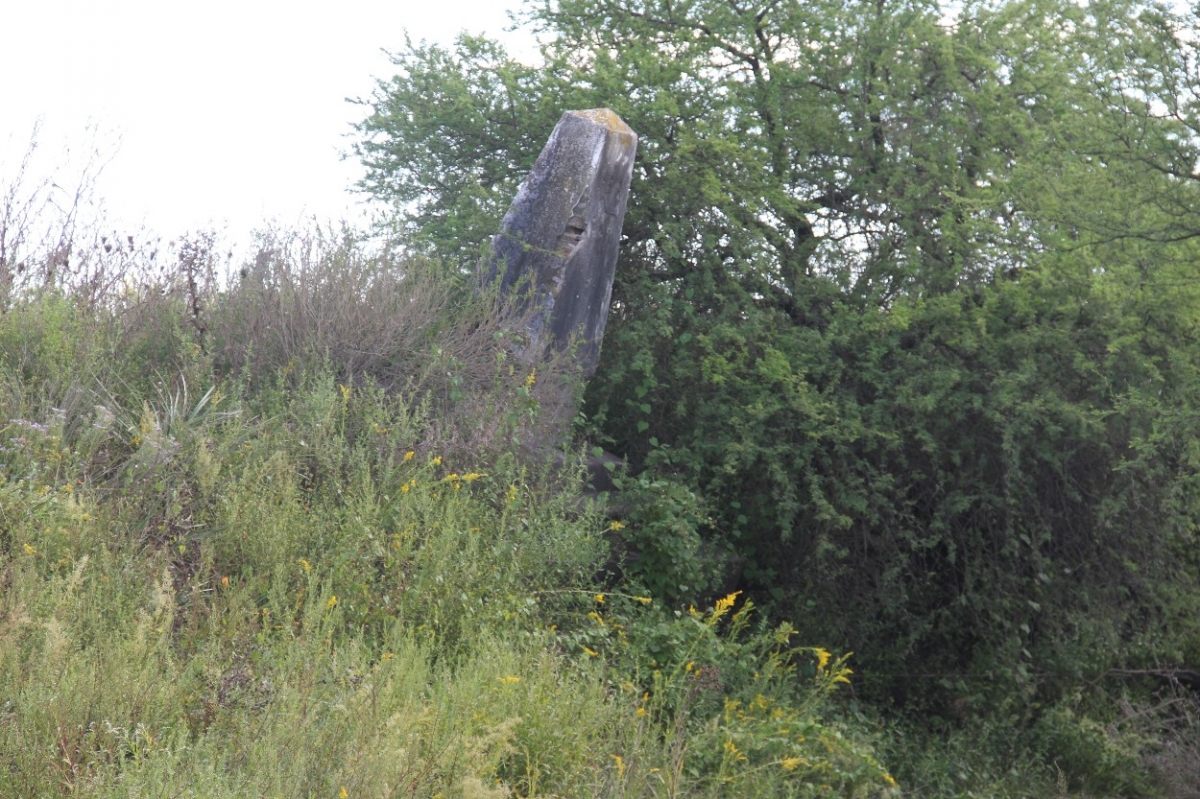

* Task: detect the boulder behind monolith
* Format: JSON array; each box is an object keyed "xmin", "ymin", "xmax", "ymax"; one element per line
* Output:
[{"xmin": 483, "ymin": 109, "xmax": 638, "ymax": 378}]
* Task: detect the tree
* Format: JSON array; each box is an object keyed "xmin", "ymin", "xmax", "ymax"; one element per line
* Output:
[{"xmin": 355, "ymin": 0, "xmax": 1200, "ymax": 709}]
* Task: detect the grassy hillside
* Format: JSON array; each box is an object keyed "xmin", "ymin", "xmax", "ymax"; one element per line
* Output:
[{"xmin": 0, "ymin": 228, "xmax": 903, "ymax": 798}]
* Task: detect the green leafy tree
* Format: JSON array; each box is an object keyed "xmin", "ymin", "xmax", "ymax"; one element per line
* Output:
[{"xmin": 354, "ymin": 0, "xmax": 1200, "ymax": 712}]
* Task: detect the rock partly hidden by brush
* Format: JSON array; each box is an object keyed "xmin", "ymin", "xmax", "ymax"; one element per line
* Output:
[{"xmin": 482, "ymin": 109, "xmax": 638, "ymax": 379}]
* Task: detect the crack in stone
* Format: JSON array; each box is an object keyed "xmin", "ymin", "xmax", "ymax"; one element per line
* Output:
[{"xmin": 556, "ymin": 189, "xmax": 590, "ymax": 261}]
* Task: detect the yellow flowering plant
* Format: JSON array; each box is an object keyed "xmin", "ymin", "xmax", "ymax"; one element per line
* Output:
[{"xmin": 557, "ymin": 588, "xmax": 898, "ymax": 797}]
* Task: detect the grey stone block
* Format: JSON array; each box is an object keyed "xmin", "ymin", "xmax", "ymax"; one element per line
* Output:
[{"xmin": 483, "ymin": 109, "xmax": 638, "ymax": 377}]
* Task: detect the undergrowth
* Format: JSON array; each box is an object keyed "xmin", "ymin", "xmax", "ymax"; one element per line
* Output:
[{"xmin": 0, "ymin": 226, "xmax": 899, "ymax": 798}]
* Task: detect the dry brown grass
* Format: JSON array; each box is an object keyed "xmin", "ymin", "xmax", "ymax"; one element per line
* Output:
[
  {"xmin": 210, "ymin": 226, "xmax": 450, "ymax": 389},
  {"xmin": 1141, "ymin": 690, "xmax": 1200, "ymax": 799},
  {"xmin": 204, "ymin": 224, "xmax": 587, "ymax": 468}
]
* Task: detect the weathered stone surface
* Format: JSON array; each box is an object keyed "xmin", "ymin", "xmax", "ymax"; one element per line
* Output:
[{"xmin": 483, "ymin": 109, "xmax": 638, "ymax": 377}]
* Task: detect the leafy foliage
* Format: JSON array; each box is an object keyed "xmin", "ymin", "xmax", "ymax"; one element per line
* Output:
[{"xmin": 354, "ymin": 0, "xmax": 1200, "ymax": 722}]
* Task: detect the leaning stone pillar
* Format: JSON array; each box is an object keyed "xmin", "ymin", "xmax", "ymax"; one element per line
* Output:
[{"xmin": 483, "ymin": 109, "xmax": 638, "ymax": 378}]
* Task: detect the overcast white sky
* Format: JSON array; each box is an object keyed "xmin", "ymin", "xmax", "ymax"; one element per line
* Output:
[{"xmin": 0, "ymin": 0, "xmax": 535, "ymax": 247}]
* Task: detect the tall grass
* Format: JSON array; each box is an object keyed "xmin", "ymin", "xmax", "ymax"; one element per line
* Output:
[{"xmin": 0, "ymin": 176, "xmax": 899, "ymax": 798}]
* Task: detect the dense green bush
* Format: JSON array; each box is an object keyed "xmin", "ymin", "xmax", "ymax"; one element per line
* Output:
[{"xmin": 589, "ymin": 261, "xmax": 1200, "ymax": 711}]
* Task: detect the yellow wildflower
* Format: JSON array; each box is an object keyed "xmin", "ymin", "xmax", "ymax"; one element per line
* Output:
[
  {"xmin": 608, "ymin": 520, "xmax": 625, "ymax": 531},
  {"xmin": 525, "ymin": 369, "xmax": 537, "ymax": 388},
  {"xmin": 780, "ymin": 757, "xmax": 804, "ymax": 771},
  {"xmin": 595, "ymin": 593, "xmax": 605, "ymax": 604},
  {"xmin": 884, "ymin": 773, "xmax": 899, "ymax": 788},
  {"xmin": 298, "ymin": 558, "xmax": 312, "ymax": 573},
  {"xmin": 327, "ymin": 595, "xmax": 338, "ymax": 609},
  {"xmin": 23, "ymin": 543, "xmax": 36, "ymax": 555},
  {"xmin": 431, "ymin": 456, "xmax": 442, "ymax": 466},
  {"xmin": 611, "ymin": 754, "xmax": 626, "ymax": 778},
  {"xmin": 497, "ymin": 675, "xmax": 520, "ymax": 684},
  {"xmin": 340, "ymin": 787, "xmax": 349, "ymax": 799},
  {"xmin": 815, "ymin": 647, "xmax": 831, "ymax": 672},
  {"xmin": 713, "ymin": 591, "xmax": 741, "ymax": 618},
  {"xmin": 404, "ymin": 450, "xmax": 415, "ymax": 461},
  {"xmin": 634, "ymin": 596, "xmax": 652, "ymax": 605},
  {"xmin": 339, "ymin": 384, "xmax": 351, "ymax": 404},
  {"xmin": 582, "ymin": 645, "xmax": 599, "ymax": 657}
]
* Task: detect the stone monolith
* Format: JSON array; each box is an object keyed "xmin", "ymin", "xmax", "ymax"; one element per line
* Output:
[{"xmin": 483, "ymin": 109, "xmax": 638, "ymax": 377}]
